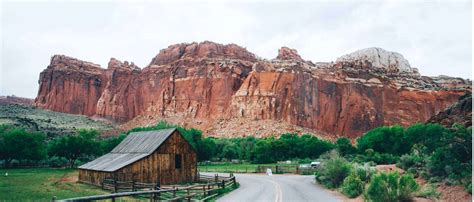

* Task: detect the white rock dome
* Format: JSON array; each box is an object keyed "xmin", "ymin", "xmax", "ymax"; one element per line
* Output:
[{"xmin": 336, "ymin": 47, "xmax": 412, "ymax": 72}]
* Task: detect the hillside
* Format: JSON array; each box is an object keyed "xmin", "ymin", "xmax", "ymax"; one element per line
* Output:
[
  {"xmin": 34, "ymin": 41, "xmax": 471, "ymax": 138},
  {"xmin": 0, "ymin": 103, "xmax": 118, "ymax": 138}
]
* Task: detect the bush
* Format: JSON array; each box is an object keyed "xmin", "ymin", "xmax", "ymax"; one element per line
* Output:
[
  {"xmin": 416, "ymin": 184, "xmax": 441, "ymax": 199},
  {"xmin": 365, "ymin": 172, "xmax": 419, "ymax": 202},
  {"xmin": 315, "ymin": 151, "xmax": 352, "ymax": 188},
  {"xmin": 353, "ymin": 163, "xmax": 376, "ymax": 182},
  {"xmin": 397, "ymin": 152, "xmax": 426, "ymax": 177},
  {"xmin": 354, "ymin": 150, "xmax": 400, "ymax": 165},
  {"xmin": 465, "ymin": 182, "xmax": 472, "ymax": 194},
  {"xmin": 341, "ymin": 172, "xmax": 364, "ymax": 198}
]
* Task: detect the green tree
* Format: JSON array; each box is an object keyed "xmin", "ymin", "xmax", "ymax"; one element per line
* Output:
[
  {"xmin": 336, "ymin": 137, "xmax": 356, "ymax": 156},
  {"xmin": 99, "ymin": 133, "xmax": 127, "ymax": 154},
  {"xmin": 0, "ymin": 126, "xmax": 46, "ymax": 167},
  {"xmin": 356, "ymin": 125, "xmax": 408, "ymax": 155},
  {"xmin": 48, "ymin": 129, "xmax": 101, "ymax": 168}
]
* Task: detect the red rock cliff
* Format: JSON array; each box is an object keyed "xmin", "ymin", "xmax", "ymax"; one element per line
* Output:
[{"xmin": 35, "ymin": 42, "xmax": 470, "ymax": 138}]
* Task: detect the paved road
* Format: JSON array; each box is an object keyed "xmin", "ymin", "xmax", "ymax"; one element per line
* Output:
[{"xmin": 214, "ymin": 173, "xmax": 342, "ymax": 202}]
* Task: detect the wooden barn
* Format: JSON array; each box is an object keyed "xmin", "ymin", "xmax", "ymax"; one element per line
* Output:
[{"xmin": 78, "ymin": 128, "xmax": 197, "ymax": 186}]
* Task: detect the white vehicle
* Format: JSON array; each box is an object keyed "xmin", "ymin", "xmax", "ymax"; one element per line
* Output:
[{"xmin": 310, "ymin": 161, "xmax": 321, "ymax": 168}]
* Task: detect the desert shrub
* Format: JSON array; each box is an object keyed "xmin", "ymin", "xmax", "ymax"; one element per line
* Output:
[
  {"xmin": 365, "ymin": 172, "xmax": 419, "ymax": 202},
  {"xmin": 315, "ymin": 151, "xmax": 352, "ymax": 188},
  {"xmin": 353, "ymin": 163, "xmax": 376, "ymax": 182},
  {"xmin": 354, "ymin": 149, "xmax": 399, "ymax": 165},
  {"xmin": 341, "ymin": 172, "xmax": 364, "ymax": 198},
  {"xmin": 465, "ymin": 182, "xmax": 472, "ymax": 194},
  {"xmin": 415, "ymin": 184, "xmax": 441, "ymax": 199},
  {"xmin": 397, "ymin": 153, "xmax": 423, "ymax": 170}
]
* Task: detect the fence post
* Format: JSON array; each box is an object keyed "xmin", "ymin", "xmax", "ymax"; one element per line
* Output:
[
  {"xmin": 214, "ymin": 174, "xmax": 218, "ymax": 183},
  {"xmin": 187, "ymin": 188, "xmax": 191, "ymax": 202},
  {"xmin": 155, "ymin": 182, "xmax": 161, "ymax": 200},
  {"xmin": 221, "ymin": 179, "xmax": 226, "ymax": 189},
  {"xmin": 276, "ymin": 165, "xmax": 279, "ymax": 173},
  {"xmin": 173, "ymin": 187, "xmax": 177, "ymax": 198},
  {"xmin": 296, "ymin": 165, "xmax": 299, "ymax": 174},
  {"xmin": 203, "ymin": 185, "xmax": 206, "ymax": 196},
  {"xmin": 51, "ymin": 196, "xmax": 56, "ymax": 202}
]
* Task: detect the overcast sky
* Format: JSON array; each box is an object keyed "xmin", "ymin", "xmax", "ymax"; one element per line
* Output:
[{"xmin": 1, "ymin": 0, "xmax": 472, "ymax": 98}]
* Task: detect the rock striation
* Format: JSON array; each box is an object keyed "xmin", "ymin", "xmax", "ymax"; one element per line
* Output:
[{"xmin": 35, "ymin": 42, "xmax": 471, "ymax": 138}]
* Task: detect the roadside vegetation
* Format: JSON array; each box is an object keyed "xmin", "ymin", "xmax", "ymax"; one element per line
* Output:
[{"xmin": 314, "ymin": 123, "xmax": 471, "ymax": 201}]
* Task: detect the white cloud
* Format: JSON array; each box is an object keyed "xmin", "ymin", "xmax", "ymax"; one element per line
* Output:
[{"xmin": 1, "ymin": 0, "xmax": 471, "ymax": 98}]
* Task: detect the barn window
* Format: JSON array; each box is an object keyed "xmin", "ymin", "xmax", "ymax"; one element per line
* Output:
[{"xmin": 175, "ymin": 154, "xmax": 182, "ymax": 169}]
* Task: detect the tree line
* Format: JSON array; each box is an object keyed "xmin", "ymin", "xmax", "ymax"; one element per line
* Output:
[{"xmin": 0, "ymin": 124, "xmax": 125, "ymax": 168}]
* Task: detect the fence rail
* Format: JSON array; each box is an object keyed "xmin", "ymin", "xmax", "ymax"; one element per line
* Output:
[
  {"xmin": 54, "ymin": 173, "xmax": 237, "ymax": 202},
  {"xmin": 199, "ymin": 165, "xmax": 318, "ymax": 175}
]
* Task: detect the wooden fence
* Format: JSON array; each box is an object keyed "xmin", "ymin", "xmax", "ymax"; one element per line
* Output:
[
  {"xmin": 53, "ymin": 173, "xmax": 237, "ymax": 202},
  {"xmin": 199, "ymin": 165, "xmax": 317, "ymax": 175}
]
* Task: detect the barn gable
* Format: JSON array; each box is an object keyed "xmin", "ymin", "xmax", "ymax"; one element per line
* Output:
[{"xmin": 79, "ymin": 128, "xmax": 176, "ymax": 172}]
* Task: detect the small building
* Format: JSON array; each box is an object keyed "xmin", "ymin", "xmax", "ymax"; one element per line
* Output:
[{"xmin": 78, "ymin": 128, "xmax": 197, "ymax": 186}]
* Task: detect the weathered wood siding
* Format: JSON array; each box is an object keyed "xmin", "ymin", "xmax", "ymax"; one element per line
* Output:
[
  {"xmin": 78, "ymin": 130, "xmax": 197, "ymax": 186},
  {"xmin": 78, "ymin": 169, "xmax": 112, "ymax": 185}
]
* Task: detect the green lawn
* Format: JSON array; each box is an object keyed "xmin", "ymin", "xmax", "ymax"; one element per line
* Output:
[
  {"xmin": 198, "ymin": 163, "xmax": 300, "ymax": 173},
  {"xmin": 0, "ymin": 168, "xmax": 109, "ymax": 201}
]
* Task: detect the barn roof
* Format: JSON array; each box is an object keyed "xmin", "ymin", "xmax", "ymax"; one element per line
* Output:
[{"xmin": 78, "ymin": 128, "xmax": 176, "ymax": 172}]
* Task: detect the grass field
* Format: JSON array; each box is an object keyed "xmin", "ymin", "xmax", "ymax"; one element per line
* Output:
[{"xmin": 0, "ymin": 168, "xmax": 109, "ymax": 201}]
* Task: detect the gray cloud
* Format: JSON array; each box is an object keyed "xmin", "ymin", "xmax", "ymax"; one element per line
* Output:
[{"xmin": 1, "ymin": 1, "xmax": 471, "ymax": 98}]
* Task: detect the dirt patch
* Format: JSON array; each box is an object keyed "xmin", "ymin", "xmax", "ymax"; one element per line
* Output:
[
  {"xmin": 375, "ymin": 164, "xmax": 405, "ymax": 174},
  {"xmin": 437, "ymin": 183, "xmax": 471, "ymax": 202},
  {"xmin": 58, "ymin": 172, "xmax": 78, "ymax": 183}
]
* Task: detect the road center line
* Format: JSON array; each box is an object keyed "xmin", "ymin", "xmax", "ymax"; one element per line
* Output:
[{"xmin": 262, "ymin": 178, "xmax": 283, "ymax": 202}]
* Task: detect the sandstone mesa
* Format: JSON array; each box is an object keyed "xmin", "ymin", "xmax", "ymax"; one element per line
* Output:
[{"xmin": 35, "ymin": 41, "xmax": 471, "ymax": 138}]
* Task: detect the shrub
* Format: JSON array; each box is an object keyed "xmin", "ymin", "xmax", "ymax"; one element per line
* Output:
[
  {"xmin": 416, "ymin": 184, "xmax": 441, "ymax": 199},
  {"xmin": 354, "ymin": 150, "xmax": 399, "ymax": 165},
  {"xmin": 341, "ymin": 173, "xmax": 364, "ymax": 198},
  {"xmin": 315, "ymin": 151, "xmax": 352, "ymax": 188},
  {"xmin": 353, "ymin": 163, "xmax": 376, "ymax": 182},
  {"xmin": 465, "ymin": 182, "xmax": 472, "ymax": 194},
  {"xmin": 365, "ymin": 172, "xmax": 419, "ymax": 202}
]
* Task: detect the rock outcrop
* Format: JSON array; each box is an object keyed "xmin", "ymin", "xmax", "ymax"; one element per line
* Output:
[
  {"xmin": 336, "ymin": 47, "xmax": 412, "ymax": 72},
  {"xmin": 276, "ymin": 47, "xmax": 303, "ymax": 61},
  {"xmin": 35, "ymin": 42, "xmax": 471, "ymax": 138},
  {"xmin": 427, "ymin": 93, "xmax": 472, "ymax": 128}
]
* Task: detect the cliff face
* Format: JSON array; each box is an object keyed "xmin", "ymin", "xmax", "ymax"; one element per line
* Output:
[
  {"xmin": 35, "ymin": 42, "xmax": 471, "ymax": 138},
  {"xmin": 427, "ymin": 93, "xmax": 472, "ymax": 128}
]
